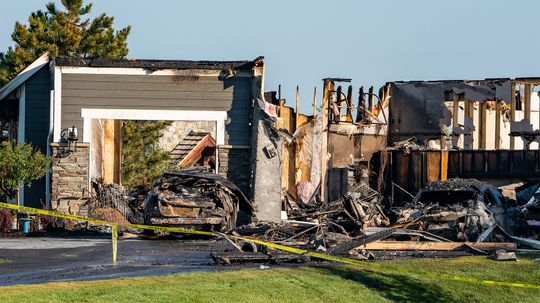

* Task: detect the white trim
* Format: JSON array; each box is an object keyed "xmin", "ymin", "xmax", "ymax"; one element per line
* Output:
[
  {"xmin": 61, "ymin": 67, "xmax": 217, "ymax": 76},
  {"xmin": 80, "ymin": 108, "xmax": 227, "ymax": 173},
  {"xmin": 17, "ymin": 84, "xmax": 25, "ymax": 206},
  {"xmin": 59, "ymin": 66, "xmax": 253, "ymax": 77},
  {"xmin": 53, "ymin": 66, "xmax": 62, "ymax": 142},
  {"xmin": 17, "ymin": 84, "xmax": 25, "ymax": 142},
  {"xmin": 45, "ymin": 89, "xmax": 54, "ymax": 209},
  {"xmin": 0, "ymin": 53, "xmax": 50, "ymax": 101}
]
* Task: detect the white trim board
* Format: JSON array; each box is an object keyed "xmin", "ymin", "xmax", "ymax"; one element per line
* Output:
[
  {"xmin": 53, "ymin": 66, "xmax": 62, "ymax": 142},
  {"xmin": 81, "ymin": 108, "xmax": 227, "ymax": 179},
  {"xmin": 81, "ymin": 108, "xmax": 227, "ymax": 122},
  {"xmin": 46, "ymin": 89, "xmax": 54, "ymax": 209},
  {"xmin": 60, "ymin": 66, "xmax": 252, "ymax": 77},
  {"xmin": 80, "ymin": 108, "xmax": 227, "ymax": 147},
  {"xmin": 17, "ymin": 84, "xmax": 25, "ymax": 206}
]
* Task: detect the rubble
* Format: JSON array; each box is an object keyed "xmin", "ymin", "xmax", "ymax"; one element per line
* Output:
[
  {"xmin": 90, "ymin": 181, "xmax": 145, "ymax": 224},
  {"xmin": 386, "ymin": 137, "xmax": 426, "ymax": 155},
  {"xmin": 221, "ymin": 177, "xmax": 535, "ymax": 264},
  {"xmin": 144, "ymin": 168, "xmax": 253, "ymax": 231},
  {"xmin": 211, "ymin": 251, "xmax": 310, "ymax": 265},
  {"xmin": 491, "ymin": 250, "xmax": 517, "ymax": 261},
  {"xmin": 391, "ymin": 178, "xmax": 513, "ymax": 242}
]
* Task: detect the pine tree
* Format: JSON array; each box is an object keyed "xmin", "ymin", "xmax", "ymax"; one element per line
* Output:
[
  {"xmin": 0, "ymin": 0, "xmax": 130, "ymax": 86},
  {"xmin": 122, "ymin": 121, "xmax": 172, "ymax": 189}
]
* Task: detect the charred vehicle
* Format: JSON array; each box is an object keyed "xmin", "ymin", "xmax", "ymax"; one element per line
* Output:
[
  {"xmin": 393, "ymin": 178, "xmax": 519, "ymax": 241},
  {"xmin": 144, "ymin": 169, "xmax": 253, "ymax": 231}
]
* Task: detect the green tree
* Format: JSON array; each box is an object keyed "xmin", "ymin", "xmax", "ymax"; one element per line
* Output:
[
  {"xmin": 0, "ymin": 141, "xmax": 51, "ymax": 200},
  {"xmin": 0, "ymin": 0, "xmax": 130, "ymax": 85},
  {"xmin": 122, "ymin": 121, "xmax": 172, "ymax": 189}
]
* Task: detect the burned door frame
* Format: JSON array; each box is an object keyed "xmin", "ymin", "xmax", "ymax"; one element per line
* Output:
[{"xmin": 80, "ymin": 108, "xmax": 227, "ymax": 187}]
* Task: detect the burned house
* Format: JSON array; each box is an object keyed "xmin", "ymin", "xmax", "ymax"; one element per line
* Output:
[
  {"xmin": 271, "ymin": 77, "xmax": 540, "ymax": 220},
  {"xmin": 382, "ymin": 79, "xmax": 540, "ymax": 203},
  {"xmin": 0, "ymin": 53, "xmax": 281, "ymax": 223}
]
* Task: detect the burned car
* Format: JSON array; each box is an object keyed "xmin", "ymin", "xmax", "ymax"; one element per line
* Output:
[
  {"xmin": 393, "ymin": 178, "xmax": 518, "ymax": 241},
  {"xmin": 144, "ymin": 169, "xmax": 253, "ymax": 231}
]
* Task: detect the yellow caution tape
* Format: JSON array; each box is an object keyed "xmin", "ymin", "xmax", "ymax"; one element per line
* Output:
[
  {"xmin": 1, "ymin": 201, "xmax": 540, "ymax": 289},
  {"xmin": 111, "ymin": 223, "xmax": 118, "ymax": 265},
  {"xmin": 0, "ymin": 202, "xmax": 110, "ymax": 225}
]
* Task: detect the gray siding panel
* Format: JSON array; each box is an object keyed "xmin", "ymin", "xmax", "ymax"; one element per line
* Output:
[
  {"xmin": 24, "ymin": 65, "xmax": 51, "ymax": 208},
  {"xmin": 61, "ymin": 73, "xmax": 253, "ymax": 145}
]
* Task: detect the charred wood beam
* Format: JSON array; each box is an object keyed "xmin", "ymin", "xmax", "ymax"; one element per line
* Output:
[
  {"xmin": 356, "ymin": 86, "xmax": 365, "ymax": 122},
  {"xmin": 359, "ymin": 241, "xmax": 515, "ymax": 251},
  {"xmin": 345, "ymin": 85, "xmax": 353, "ymax": 122},
  {"xmin": 368, "ymin": 86, "xmax": 374, "ymax": 111}
]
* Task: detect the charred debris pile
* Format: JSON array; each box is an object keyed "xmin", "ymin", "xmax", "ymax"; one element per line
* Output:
[
  {"xmin": 87, "ymin": 169, "xmax": 540, "ymax": 264},
  {"xmin": 220, "ymin": 177, "xmax": 530, "ymax": 264},
  {"xmin": 89, "ymin": 168, "xmax": 253, "ymax": 233}
]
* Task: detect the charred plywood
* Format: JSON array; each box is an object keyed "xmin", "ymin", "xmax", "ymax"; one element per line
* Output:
[
  {"xmin": 388, "ymin": 80, "xmax": 510, "ymax": 145},
  {"xmin": 375, "ymin": 149, "xmax": 540, "ymax": 204}
]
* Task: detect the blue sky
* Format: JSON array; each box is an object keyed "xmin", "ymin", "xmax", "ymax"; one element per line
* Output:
[{"xmin": 2, "ymin": 0, "xmax": 540, "ymax": 113}]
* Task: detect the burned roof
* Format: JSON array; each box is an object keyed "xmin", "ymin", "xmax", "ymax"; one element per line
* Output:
[
  {"xmin": 54, "ymin": 57, "xmax": 257, "ymax": 71},
  {"xmin": 389, "ymin": 78, "xmax": 511, "ymax": 86}
]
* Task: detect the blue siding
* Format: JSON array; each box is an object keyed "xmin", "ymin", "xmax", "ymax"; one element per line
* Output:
[{"xmin": 24, "ymin": 66, "xmax": 51, "ymax": 208}]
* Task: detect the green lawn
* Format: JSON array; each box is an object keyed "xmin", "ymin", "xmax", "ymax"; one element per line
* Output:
[
  {"xmin": 0, "ymin": 258, "xmax": 7, "ymax": 264},
  {"xmin": 0, "ymin": 256, "xmax": 539, "ymax": 303}
]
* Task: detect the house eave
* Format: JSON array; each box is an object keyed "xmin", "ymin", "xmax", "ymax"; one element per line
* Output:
[{"xmin": 0, "ymin": 52, "xmax": 50, "ymax": 101}]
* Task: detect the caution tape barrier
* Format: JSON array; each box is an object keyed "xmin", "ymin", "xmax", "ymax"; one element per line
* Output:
[{"xmin": 1, "ymin": 201, "xmax": 539, "ymax": 289}]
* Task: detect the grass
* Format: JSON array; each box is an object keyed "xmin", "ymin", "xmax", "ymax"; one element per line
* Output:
[
  {"xmin": 0, "ymin": 256, "xmax": 539, "ymax": 303},
  {"xmin": 0, "ymin": 258, "xmax": 7, "ymax": 264}
]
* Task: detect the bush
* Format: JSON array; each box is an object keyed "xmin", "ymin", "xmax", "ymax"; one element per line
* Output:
[
  {"xmin": 0, "ymin": 141, "xmax": 51, "ymax": 199},
  {"xmin": 0, "ymin": 209, "xmax": 14, "ymax": 233}
]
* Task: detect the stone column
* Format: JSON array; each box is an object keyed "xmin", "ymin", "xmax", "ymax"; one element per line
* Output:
[{"xmin": 50, "ymin": 143, "xmax": 90, "ymax": 216}]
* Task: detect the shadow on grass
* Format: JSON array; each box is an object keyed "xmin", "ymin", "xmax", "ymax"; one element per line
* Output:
[{"xmin": 317, "ymin": 266, "xmax": 460, "ymax": 303}]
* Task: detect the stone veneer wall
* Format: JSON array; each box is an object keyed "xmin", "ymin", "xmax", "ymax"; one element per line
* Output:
[
  {"xmin": 158, "ymin": 121, "xmax": 216, "ymax": 152},
  {"xmin": 218, "ymin": 145, "xmax": 252, "ymax": 198},
  {"xmin": 50, "ymin": 143, "xmax": 90, "ymax": 216}
]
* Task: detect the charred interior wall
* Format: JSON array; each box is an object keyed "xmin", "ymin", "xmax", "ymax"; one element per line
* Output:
[
  {"xmin": 328, "ymin": 134, "xmax": 360, "ymax": 168},
  {"xmin": 50, "ymin": 143, "xmax": 90, "ymax": 216},
  {"xmin": 328, "ymin": 133, "xmax": 387, "ymax": 168},
  {"xmin": 389, "ymin": 81, "xmax": 503, "ymax": 144},
  {"xmin": 158, "ymin": 120, "xmax": 216, "ymax": 152}
]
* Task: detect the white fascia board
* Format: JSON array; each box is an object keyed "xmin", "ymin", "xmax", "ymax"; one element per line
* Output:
[
  {"xmin": 61, "ymin": 67, "xmax": 220, "ymax": 76},
  {"xmin": 17, "ymin": 84, "xmax": 26, "ymax": 206},
  {"xmin": 59, "ymin": 66, "xmax": 253, "ymax": 77},
  {"xmin": 53, "ymin": 66, "xmax": 62, "ymax": 142},
  {"xmin": 46, "ymin": 89, "xmax": 54, "ymax": 209},
  {"xmin": 17, "ymin": 84, "xmax": 25, "ymax": 142},
  {"xmin": 0, "ymin": 52, "xmax": 50, "ymax": 101}
]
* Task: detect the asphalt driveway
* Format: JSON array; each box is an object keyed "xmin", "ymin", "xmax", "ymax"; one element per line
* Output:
[{"xmin": 0, "ymin": 235, "xmax": 230, "ymax": 286}]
